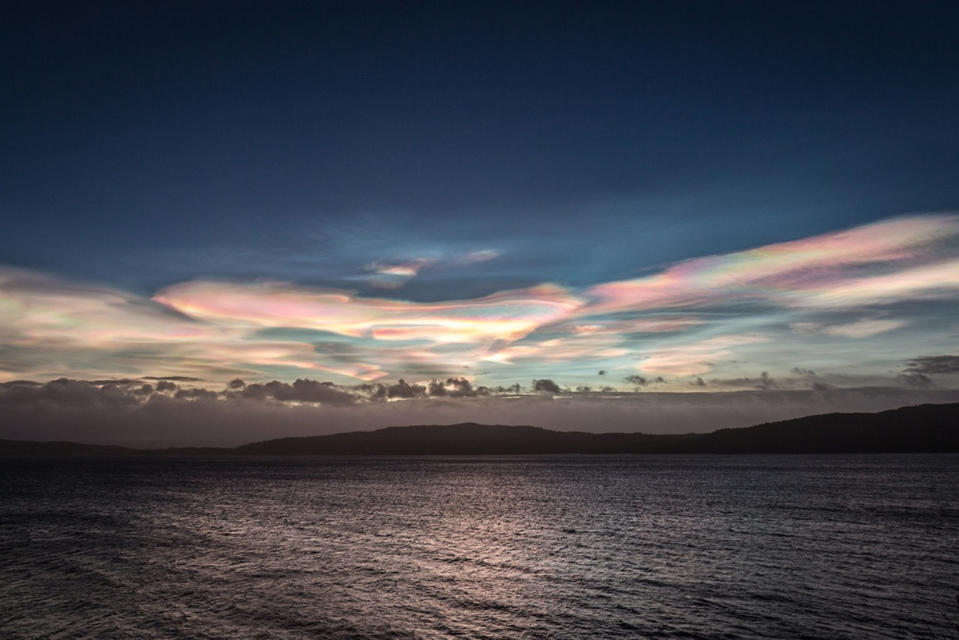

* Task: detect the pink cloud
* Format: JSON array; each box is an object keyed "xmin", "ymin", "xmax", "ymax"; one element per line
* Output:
[
  {"xmin": 3, "ymin": 214, "xmax": 957, "ymax": 385},
  {"xmin": 154, "ymin": 281, "xmax": 584, "ymax": 346},
  {"xmin": 585, "ymin": 214, "xmax": 959, "ymax": 314},
  {"xmin": 636, "ymin": 334, "xmax": 772, "ymax": 376},
  {"xmin": 794, "ymin": 258, "xmax": 959, "ymax": 308}
]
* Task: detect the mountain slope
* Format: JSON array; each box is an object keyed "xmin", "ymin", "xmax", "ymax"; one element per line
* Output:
[
  {"xmin": 2, "ymin": 402, "xmax": 958, "ymax": 456},
  {"xmin": 236, "ymin": 402, "xmax": 959, "ymax": 455}
]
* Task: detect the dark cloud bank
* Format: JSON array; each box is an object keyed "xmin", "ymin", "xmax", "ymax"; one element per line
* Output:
[{"xmin": 3, "ymin": 376, "xmax": 959, "ymax": 447}]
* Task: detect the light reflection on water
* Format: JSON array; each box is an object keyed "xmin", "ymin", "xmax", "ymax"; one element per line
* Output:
[{"xmin": 1, "ymin": 455, "xmax": 958, "ymax": 639}]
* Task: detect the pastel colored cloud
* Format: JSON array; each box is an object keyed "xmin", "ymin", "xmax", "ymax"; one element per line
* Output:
[
  {"xmin": 369, "ymin": 260, "xmax": 432, "ymax": 277},
  {"xmin": 585, "ymin": 214, "xmax": 959, "ymax": 313},
  {"xmin": 0, "ymin": 268, "xmax": 211, "ymax": 345},
  {"xmin": 482, "ymin": 333, "xmax": 628, "ymax": 365},
  {"xmin": 1, "ymin": 214, "xmax": 958, "ymax": 386},
  {"xmin": 567, "ymin": 317, "xmax": 704, "ymax": 335},
  {"xmin": 154, "ymin": 281, "xmax": 582, "ymax": 345},
  {"xmin": 794, "ymin": 259, "xmax": 959, "ymax": 308},
  {"xmin": 364, "ymin": 258, "xmax": 435, "ymax": 288},
  {"xmin": 636, "ymin": 334, "xmax": 772, "ymax": 376}
]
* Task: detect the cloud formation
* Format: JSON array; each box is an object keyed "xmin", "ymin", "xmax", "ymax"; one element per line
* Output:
[
  {"xmin": 364, "ymin": 258, "xmax": 435, "ymax": 289},
  {"xmin": 904, "ymin": 355, "xmax": 959, "ymax": 375},
  {"xmin": 3, "ymin": 377, "xmax": 959, "ymax": 447},
  {"xmin": 361, "ymin": 249, "xmax": 500, "ymax": 289},
  {"xmin": 790, "ymin": 319, "xmax": 907, "ymax": 338},
  {"xmin": 1, "ymin": 214, "xmax": 958, "ymax": 389},
  {"xmin": 636, "ymin": 334, "xmax": 772, "ymax": 376},
  {"xmin": 586, "ymin": 214, "xmax": 959, "ymax": 313}
]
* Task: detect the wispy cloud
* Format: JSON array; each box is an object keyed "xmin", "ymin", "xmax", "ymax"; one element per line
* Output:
[
  {"xmin": 153, "ymin": 281, "xmax": 581, "ymax": 344},
  {"xmin": 794, "ymin": 259, "xmax": 959, "ymax": 308},
  {"xmin": 584, "ymin": 214, "xmax": 959, "ymax": 314},
  {"xmin": 364, "ymin": 258, "xmax": 435, "ymax": 289},
  {"xmin": 361, "ymin": 248, "xmax": 501, "ymax": 289},
  {"xmin": 2, "ymin": 214, "xmax": 958, "ymax": 386},
  {"xmin": 455, "ymin": 249, "xmax": 500, "ymax": 265},
  {"xmin": 790, "ymin": 319, "xmax": 907, "ymax": 338},
  {"xmin": 4, "ymin": 376, "xmax": 959, "ymax": 446},
  {"xmin": 636, "ymin": 334, "xmax": 772, "ymax": 376}
]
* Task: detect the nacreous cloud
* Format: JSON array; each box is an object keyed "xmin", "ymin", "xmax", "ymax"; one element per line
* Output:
[
  {"xmin": 585, "ymin": 214, "xmax": 959, "ymax": 313},
  {"xmin": 1, "ymin": 213, "xmax": 958, "ymax": 386},
  {"xmin": 153, "ymin": 282, "xmax": 582, "ymax": 344}
]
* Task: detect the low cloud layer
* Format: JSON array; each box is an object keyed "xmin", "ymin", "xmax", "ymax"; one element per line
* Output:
[
  {"xmin": 3, "ymin": 377, "xmax": 959, "ymax": 447},
  {"xmin": 904, "ymin": 355, "xmax": 959, "ymax": 375}
]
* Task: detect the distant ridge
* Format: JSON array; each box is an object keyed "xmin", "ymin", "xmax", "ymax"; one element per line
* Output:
[{"xmin": 2, "ymin": 402, "xmax": 958, "ymax": 456}]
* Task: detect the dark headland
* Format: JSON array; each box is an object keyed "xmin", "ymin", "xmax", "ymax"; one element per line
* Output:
[{"xmin": 2, "ymin": 402, "xmax": 958, "ymax": 457}]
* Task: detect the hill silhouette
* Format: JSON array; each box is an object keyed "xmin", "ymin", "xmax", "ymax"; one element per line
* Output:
[{"xmin": 2, "ymin": 402, "xmax": 958, "ymax": 456}]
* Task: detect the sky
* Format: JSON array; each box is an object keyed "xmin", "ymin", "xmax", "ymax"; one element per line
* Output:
[{"xmin": 2, "ymin": 2, "xmax": 959, "ymax": 444}]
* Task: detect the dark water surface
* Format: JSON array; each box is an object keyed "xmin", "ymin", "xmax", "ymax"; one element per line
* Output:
[{"xmin": 1, "ymin": 455, "xmax": 957, "ymax": 639}]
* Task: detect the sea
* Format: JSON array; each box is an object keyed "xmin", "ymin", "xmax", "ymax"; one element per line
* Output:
[{"xmin": 1, "ymin": 454, "xmax": 957, "ymax": 639}]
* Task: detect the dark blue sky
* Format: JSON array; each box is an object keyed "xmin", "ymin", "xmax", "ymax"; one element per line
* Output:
[
  {"xmin": 3, "ymin": 1, "xmax": 959, "ymax": 398},
  {"xmin": 2, "ymin": 1, "xmax": 958, "ymax": 300}
]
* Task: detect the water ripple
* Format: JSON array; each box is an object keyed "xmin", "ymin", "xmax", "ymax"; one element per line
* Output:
[{"xmin": 1, "ymin": 454, "xmax": 958, "ymax": 639}]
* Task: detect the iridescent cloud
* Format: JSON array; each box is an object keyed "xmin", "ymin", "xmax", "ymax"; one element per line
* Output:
[
  {"xmin": 455, "ymin": 249, "xmax": 500, "ymax": 265},
  {"xmin": 585, "ymin": 214, "xmax": 959, "ymax": 313},
  {"xmin": 154, "ymin": 281, "xmax": 582, "ymax": 344},
  {"xmin": 1, "ymin": 214, "xmax": 958, "ymax": 386},
  {"xmin": 635, "ymin": 334, "xmax": 773, "ymax": 376},
  {"xmin": 364, "ymin": 258, "xmax": 435, "ymax": 289},
  {"xmin": 362, "ymin": 249, "xmax": 500, "ymax": 289}
]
